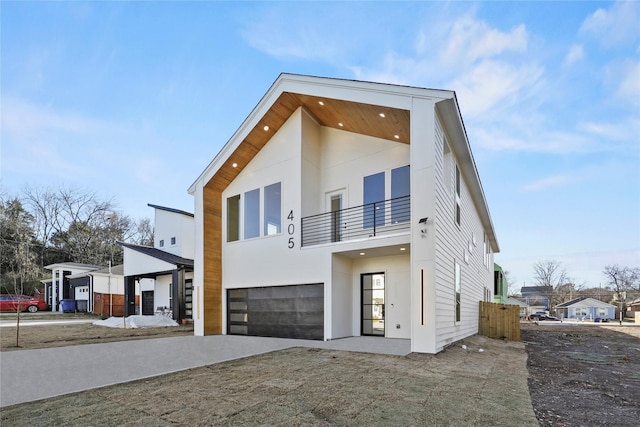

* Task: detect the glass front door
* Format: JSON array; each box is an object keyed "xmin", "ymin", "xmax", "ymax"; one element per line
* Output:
[{"xmin": 361, "ymin": 272, "xmax": 385, "ymax": 336}]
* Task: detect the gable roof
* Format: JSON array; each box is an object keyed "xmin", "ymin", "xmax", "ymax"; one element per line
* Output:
[
  {"xmin": 556, "ymin": 297, "xmax": 616, "ymax": 308},
  {"xmin": 188, "ymin": 73, "xmax": 499, "ymax": 252},
  {"xmin": 147, "ymin": 204, "xmax": 194, "ymax": 218},
  {"xmin": 117, "ymin": 241, "xmax": 194, "ymax": 267}
]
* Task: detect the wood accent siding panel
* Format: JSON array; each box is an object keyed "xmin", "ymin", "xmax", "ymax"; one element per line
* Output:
[{"xmin": 203, "ymin": 186, "xmax": 222, "ymax": 334}]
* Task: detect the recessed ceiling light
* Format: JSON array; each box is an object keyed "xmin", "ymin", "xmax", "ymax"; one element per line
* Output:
[
  {"xmin": 232, "ymin": 163, "xmax": 238, "ymax": 168},
  {"xmin": 318, "ymin": 101, "xmax": 324, "ymax": 106},
  {"xmin": 338, "ymin": 122, "xmax": 344, "ymax": 127},
  {"xmin": 359, "ymin": 252, "xmax": 365, "ymax": 256},
  {"xmin": 263, "ymin": 125, "xmax": 269, "ymax": 131},
  {"xmin": 394, "ymin": 134, "xmax": 400, "ymax": 139},
  {"xmin": 400, "ymin": 247, "xmax": 406, "ymax": 251},
  {"xmin": 379, "ymin": 113, "xmax": 386, "ymax": 118}
]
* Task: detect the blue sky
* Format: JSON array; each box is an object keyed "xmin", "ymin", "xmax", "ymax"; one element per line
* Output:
[{"xmin": 2, "ymin": 1, "xmax": 639, "ymax": 289}]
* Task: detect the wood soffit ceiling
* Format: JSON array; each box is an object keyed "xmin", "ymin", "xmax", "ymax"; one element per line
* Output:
[{"xmin": 208, "ymin": 92, "xmax": 411, "ymax": 191}]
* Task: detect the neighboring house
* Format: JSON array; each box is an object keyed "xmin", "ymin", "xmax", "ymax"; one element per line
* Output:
[
  {"xmin": 556, "ymin": 297, "xmax": 616, "ymax": 320},
  {"xmin": 44, "ymin": 262, "xmax": 103, "ymax": 312},
  {"xmin": 118, "ymin": 204, "xmax": 194, "ymax": 321},
  {"xmin": 493, "ymin": 263, "xmax": 508, "ymax": 304},
  {"xmin": 520, "ymin": 286, "xmax": 552, "ymax": 315},
  {"xmin": 188, "ymin": 73, "xmax": 499, "ymax": 354},
  {"xmin": 506, "ymin": 297, "xmax": 528, "ymax": 318},
  {"xmin": 66, "ymin": 264, "xmax": 135, "ymax": 316}
]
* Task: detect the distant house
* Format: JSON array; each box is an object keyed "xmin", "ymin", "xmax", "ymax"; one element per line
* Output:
[
  {"xmin": 520, "ymin": 286, "xmax": 552, "ymax": 314},
  {"xmin": 44, "ymin": 262, "xmax": 103, "ymax": 312},
  {"xmin": 493, "ymin": 263, "xmax": 508, "ymax": 304},
  {"xmin": 66, "ymin": 264, "xmax": 134, "ymax": 316},
  {"xmin": 118, "ymin": 204, "xmax": 194, "ymax": 321},
  {"xmin": 556, "ymin": 297, "xmax": 616, "ymax": 320},
  {"xmin": 45, "ymin": 262, "xmax": 137, "ymax": 316},
  {"xmin": 507, "ymin": 297, "xmax": 528, "ymax": 318}
]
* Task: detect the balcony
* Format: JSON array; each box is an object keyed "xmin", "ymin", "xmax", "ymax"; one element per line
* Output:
[{"xmin": 301, "ymin": 196, "xmax": 410, "ymax": 247}]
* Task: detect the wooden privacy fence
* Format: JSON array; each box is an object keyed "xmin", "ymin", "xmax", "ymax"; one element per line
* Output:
[{"xmin": 479, "ymin": 301, "xmax": 521, "ymax": 341}]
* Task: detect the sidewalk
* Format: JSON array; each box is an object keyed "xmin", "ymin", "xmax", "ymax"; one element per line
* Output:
[{"xmin": 0, "ymin": 335, "xmax": 410, "ymax": 407}]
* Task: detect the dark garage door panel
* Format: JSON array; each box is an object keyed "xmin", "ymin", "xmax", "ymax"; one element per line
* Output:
[{"xmin": 228, "ymin": 283, "xmax": 324, "ymax": 340}]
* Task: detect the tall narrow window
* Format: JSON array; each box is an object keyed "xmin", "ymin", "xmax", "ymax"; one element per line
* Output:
[
  {"xmin": 443, "ymin": 139, "xmax": 453, "ymax": 194},
  {"xmin": 454, "ymin": 261, "xmax": 461, "ymax": 322},
  {"xmin": 455, "ymin": 165, "xmax": 461, "ymax": 226},
  {"xmin": 391, "ymin": 165, "xmax": 410, "ymax": 223},
  {"xmin": 227, "ymin": 194, "xmax": 240, "ymax": 242},
  {"xmin": 244, "ymin": 188, "xmax": 260, "ymax": 239},
  {"xmin": 364, "ymin": 172, "xmax": 385, "ymax": 229},
  {"xmin": 264, "ymin": 182, "xmax": 281, "ymax": 235}
]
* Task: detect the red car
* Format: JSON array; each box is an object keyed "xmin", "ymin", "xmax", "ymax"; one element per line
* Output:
[{"xmin": 0, "ymin": 294, "xmax": 48, "ymax": 312}]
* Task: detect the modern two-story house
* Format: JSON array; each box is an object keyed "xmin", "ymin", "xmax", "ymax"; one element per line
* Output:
[
  {"xmin": 119, "ymin": 204, "xmax": 194, "ymax": 321},
  {"xmin": 188, "ymin": 74, "xmax": 499, "ymax": 354}
]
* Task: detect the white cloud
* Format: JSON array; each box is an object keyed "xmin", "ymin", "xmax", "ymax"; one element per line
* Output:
[
  {"xmin": 563, "ymin": 44, "xmax": 584, "ymax": 67},
  {"xmin": 615, "ymin": 60, "xmax": 640, "ymax": 105},
  {"xmin": 441, "ymin": 17, "xmax": 527, "ymax": 66},
  {"xmin": 449, "ymin": 59, "xmax": 544, "ymax": 118},
  {"xmin": 580, "ymin": 1, "xmax": 640, "ymax": 47},
  {"xmin": 1, "ymin": 96, "xmax": 120, "ymax": 138},
  {"xmin": 521, "ymin": 174, "xmax": 571, "ymax": 192}
]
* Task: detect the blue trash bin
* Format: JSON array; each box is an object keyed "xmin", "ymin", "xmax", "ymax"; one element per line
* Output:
[{"xmin": 61, "ymin": 299, "xmax": 76, "ymax": 313}]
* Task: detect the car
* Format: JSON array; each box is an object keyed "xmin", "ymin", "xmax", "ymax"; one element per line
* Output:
[
  {"xmin": 0, "ymin": 294, "xmax": 48, "ymax": 313},
  {"xmin": 530, "ymin": 312, "xmax": 559, "ymax": 321}
]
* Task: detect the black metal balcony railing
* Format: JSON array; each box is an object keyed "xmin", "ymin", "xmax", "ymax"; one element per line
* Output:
[{"xmin": 301, "ymin": 195, "xmax": 410, "ymax": 247}]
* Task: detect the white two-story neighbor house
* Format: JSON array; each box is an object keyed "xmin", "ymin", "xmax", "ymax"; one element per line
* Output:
[
  {"xmin": 188, "ymin": 74, "xmax": 499, "ymax": 354},
  {"xmin": 118, "ymin": 204, "xmax": 194, "ymax": 321}
]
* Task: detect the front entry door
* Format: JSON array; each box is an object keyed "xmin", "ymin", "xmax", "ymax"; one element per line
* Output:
[
  {"xmin": 361, "ymin": 272, "xmax": 385, "ymax": 336},
  {"xmin": 141, "ymin": 291, "xmax": 154, "ymax": 315}
]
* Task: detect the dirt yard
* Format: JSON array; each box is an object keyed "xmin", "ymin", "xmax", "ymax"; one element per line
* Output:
[
  {"xmin": 1, "ymin": 320, "xmax": 638, "ymax": 426},
  {"xmin": 521, "ymin": 322, "xmax": 640, "ymax": 427},
  {"xmin": 0, "ymin": 321, "xmax": 194, "ymax": 351}
]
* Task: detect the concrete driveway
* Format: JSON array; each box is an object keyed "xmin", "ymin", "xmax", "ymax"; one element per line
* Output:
[{"xmin": 0, "ymin": 335, "xmax": 410, "ymax": 407}]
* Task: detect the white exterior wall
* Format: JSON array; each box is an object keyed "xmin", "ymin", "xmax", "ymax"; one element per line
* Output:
[
  {"xmin": 351, "ymin": 254, "xmax": 411, "ymax": 339},
  {"xmin": 154, "ymin": 209, "xmax": 195, "ymax": 259},
  {"xmin": 92, "ymin": 274, "xmax": 125, "ymax": 295},
  {"xmin": 409, "ymin": 97, "xmax": 438, "ymax": 353},
  {"xmin": 220, "ymin": 107, "xmax": 413, "ymax": 339},
  {"xmin": 154, "ymin": 275, "xmax": 172, "ymax": 310},
  {"xmin": 433, "ymin": 113, "xmax": 493, "ymax": 352}
]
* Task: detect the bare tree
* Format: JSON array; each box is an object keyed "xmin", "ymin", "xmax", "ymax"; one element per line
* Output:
[
  {"xmin": 532, "ymin": 260, "xmax": 569, "ymax": 308},
  {"xmin": 603, "ymin": 264, "xmax": 640, "ymax": 315},
  {"xmin": 21, "ymin": 186, "xmax": 153, "ymax": 266},
  {"xmin": 503, "ymin": 270, "xmax": 518, "ymax": 297}
]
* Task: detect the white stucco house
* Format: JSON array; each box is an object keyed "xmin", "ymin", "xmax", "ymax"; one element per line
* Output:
[
  {"xmin": 188, "ymin": 74, "xmax": 499, "ymax": 353},
  {"xmin": 118, "ymin": 204, "xmax": 194, "ymax": 321}
]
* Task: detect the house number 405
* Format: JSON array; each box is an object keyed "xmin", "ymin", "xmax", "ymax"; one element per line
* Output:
[{"xmin": 287, "ymin": 210, "xmax": 295, "ymax": 249}]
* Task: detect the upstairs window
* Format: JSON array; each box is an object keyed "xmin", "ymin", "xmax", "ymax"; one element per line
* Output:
[
  {"xmin": 227, "ymin": 194, "xmax": 240, "ymax": 242},
  {"xmin": 159, "ymin": 239, "xmax": 165, "ymax": 247},
  {"xmin": 244, "ymin": 188, "xmax": 260, "ymax": 239},
  {"xmin": 226, "ymin": 182, "xmax": 282, "ymax": 242},
  {"xmin": 455, "ymin": 165, "xmax": 461, "ymax": 227},
  {"xmin": 170, "ymin": 237, "xmax": 176, "ymax": 245},
  {"xmin": 264, "ymin": 182, "xmax": 282, "ymax": 235},
  {"xmin": 391, "ymin": 165, "xmax": 410, "ymax": 223},
  {"xmin": 364, "ymin": 171, "xmax": 385, "ymax": 229}
]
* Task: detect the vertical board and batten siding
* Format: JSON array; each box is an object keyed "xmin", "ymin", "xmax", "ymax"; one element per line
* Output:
[
  {"xmin": 433, "ymin": 113, "xmax": 493, "ymax": 352},
  {"xmin": 478, "ymin": 301, "xmax": 520, "ymax": 341}
]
